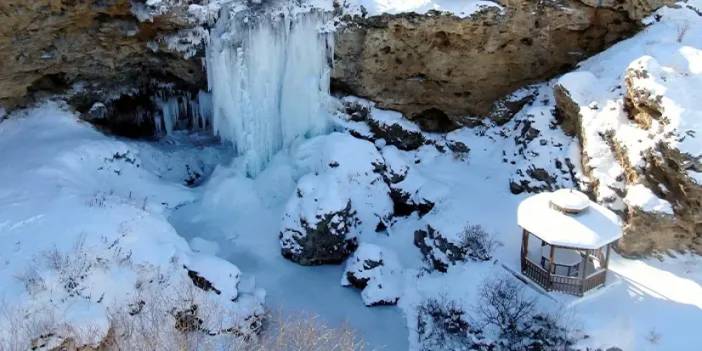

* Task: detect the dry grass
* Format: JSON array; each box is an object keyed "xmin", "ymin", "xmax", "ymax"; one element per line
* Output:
[{"xmin": 245, "ymin": 312, "xmax": 366, "ymax": 351}]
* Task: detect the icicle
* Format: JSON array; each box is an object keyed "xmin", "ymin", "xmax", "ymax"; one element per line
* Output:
[
  {"xmin": 154, "ymin": 91, "xmax": 213, "ymax": 136},
  {"xmin": 206, "ymin": 7, "xmax": 334, "ymax": 176}
]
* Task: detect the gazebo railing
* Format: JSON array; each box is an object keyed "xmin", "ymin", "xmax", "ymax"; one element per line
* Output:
[
  {"xmin": 522, "ymin": 257, "xmax": 550, "ymax": 290},
  {"xmin": 583, "ymin": 270, "xmax": 607, "ymax": 292},
  {"xmin": 551, "ymin": 274, "xmax": 583, "ymax": 296},
  {"xmin": 521, "ymin": 257, "xmax": 607, "ymax": 296}
]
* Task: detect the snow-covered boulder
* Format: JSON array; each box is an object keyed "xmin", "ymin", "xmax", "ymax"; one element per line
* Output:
[
  {"xmin": 341, "ymin": 243, "xmax": 402, "ymax": 306},
  {"xmin": 414, "ymin": 224, "xmax": 495, "ymax": 272},
  {"xmin": 281, "ymin": 133, "xmax": 394, "ymax": 265},
  {"xmin": 378, "ymin": 146, "xmax": 435, "ymax": 217},
  {"xmin": 280, "ymin": 173, "xmax": 360, "ymax": 265}
]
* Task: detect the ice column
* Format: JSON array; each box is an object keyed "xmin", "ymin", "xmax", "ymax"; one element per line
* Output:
[{"xmin": 206, "ymin": 8, "xmax": 333, "ymax": 176}]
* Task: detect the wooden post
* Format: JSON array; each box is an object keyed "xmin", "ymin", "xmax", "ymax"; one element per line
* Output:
[
  {"xmin": 521, "ymin": 229, "xmax": 529, "ymax": 272},
  {"xmin": 604, "ymin": 244, "xmax": 611, "ymax": 269},
  {"xmin": 579, "ymin": 249, "xmax": 587, "ymax": 295},
  {"xmin": 603, "ymin": 244, "xmax": 611, "ymax": 286},
  {"xmin": 583, "ymin": 249, "xmax": 590, "ymax": 278},
  {"xmin": 548, "ymin": 245, "xmax": 556, "ymax": 290}
]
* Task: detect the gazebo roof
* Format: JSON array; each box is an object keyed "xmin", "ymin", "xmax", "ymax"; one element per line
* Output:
[{"xmin": 517, "ymin": 190, "xmax": 622, "ymax": 249}]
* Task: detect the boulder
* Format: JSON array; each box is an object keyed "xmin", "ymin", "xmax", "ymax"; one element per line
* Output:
[
  {"xmin": 281, "ymin": 133, "xmax": 395, "ymax": 264},
  {"xmin": 280, "ymin": 174, "xmax": 360, "ymax": 265},
  {"xmin": 341, "ymin": 243, "xmax": 402, "ymax": 306},
  {"xmin": 414, "ymin": 224, "xmax": 494, "ymax": 272}
]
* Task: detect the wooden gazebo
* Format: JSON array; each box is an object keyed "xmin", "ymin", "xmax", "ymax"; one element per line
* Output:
[{"xmin": 517, "ymin": 189, "xmax": 622, "ymax": 296}]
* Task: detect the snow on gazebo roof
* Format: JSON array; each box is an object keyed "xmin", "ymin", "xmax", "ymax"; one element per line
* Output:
[{"xmin": 517, "ymin": 190, "xmax": 622, "ymax": 249}]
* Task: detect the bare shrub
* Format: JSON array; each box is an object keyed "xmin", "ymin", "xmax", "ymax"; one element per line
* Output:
[
  {"xmin": 0, "ymin": 304, "xmax": 75, "ymax": 351},
  {"xmin": 107, "ymin": 281, "xmax": 260, "ymax": 351},
  {"xmin": 15, "ymin": 265, "xmax": 46, "ymax": 296},
  {"xmin": 476, "ymin": 277, "xmax": 574, "ymax": 350},
  {"xmin": 417, "ymin": 298, "xmax": 468, "ymax": 350},
  {"xmin": 646, "ymin": 328, "xmax": 662, "ymax": 345},
  {"xmin": 476, "ymin": 278, "xmax": 536, "ymax": 333},
  {"xmin": 43, "ymin": 236, "xmax": 92, "ymax": 298}
]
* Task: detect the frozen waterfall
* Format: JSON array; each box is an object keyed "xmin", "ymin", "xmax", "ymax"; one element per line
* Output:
[{"xmin": 206, "ymin": 7, "xmax": 334, "ymax": 176}]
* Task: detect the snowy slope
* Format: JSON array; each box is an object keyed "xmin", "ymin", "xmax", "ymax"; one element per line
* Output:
[
  {"xmin": 0, "ymin": 102, "xmax": 263, "ymax": 349},
  {"xmin": 556, "ymin": 0, "xmax": 702, "ymax": 211}
]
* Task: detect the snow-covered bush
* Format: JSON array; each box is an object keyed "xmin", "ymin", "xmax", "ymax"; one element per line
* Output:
[
  {"xmin": 457, "ymin": 225, "xmax": 498, "ymax": 262},
  {"xmin": 341, "ymin": 243, "xmax": 402, "ymax": 306},
  {"xmin": 416, "ymin": 298, "xmax": 492, "ymax": 351},
  {"xmin": 414, "ymin": 223, "xmax": 496, "ymax": 272}
]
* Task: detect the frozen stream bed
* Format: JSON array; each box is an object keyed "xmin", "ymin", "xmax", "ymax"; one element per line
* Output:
[{"xmin": 169, "ymin": 197, "xmax": 410, "ymax": 351}]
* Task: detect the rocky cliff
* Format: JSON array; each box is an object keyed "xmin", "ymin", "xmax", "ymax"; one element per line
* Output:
[
  {"xmin": 1, "ymin": 1, "xmax": 672, "ymax": 132},
  {"xmin": 332, "ymin": 0, "xmax": 667, "ymax": 131},
  {"xmin": 0, "ymin": 0, "xmax": 211, "ymax": 135}
]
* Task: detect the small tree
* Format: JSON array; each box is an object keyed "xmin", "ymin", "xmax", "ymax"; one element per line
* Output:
[
  {"xmin": 476, "ymin": 277, "xmax": 574, "ymax": 350},
  {"xmin": 476, "ymin": 277, "xmax": 536, "ymax": 334}
]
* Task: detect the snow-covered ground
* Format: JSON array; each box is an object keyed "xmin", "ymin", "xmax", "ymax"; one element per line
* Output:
[
  {"xmin": 2, "ymin": 1, "xmax": 702, "ymax": 351},
  {"xmin": 3, "ymin": 89, "xmax": 700, "ymax": 350},
  {"xmin": 0, "ymin": 102, "xmax": 264, "ymax": 350},
  {"xmin": 2, "ymin": 92, "xmax": 702, "ymax": 350}
]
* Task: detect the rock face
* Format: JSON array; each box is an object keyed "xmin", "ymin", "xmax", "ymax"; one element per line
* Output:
[
  {"xmin": 0, "ymin": 0, "xmax": 673, "ymax": 136},
  {"xmin": 578, "ymin": 0, "xmax": 676, "ymax": 20},
  {"xmin": 618, "ymin": 58, "xmax": 702, "ymax": 254},
  {"xmin": 0, "ymin": 0, "xmax": 208, "ymax": 137},
  {"xmin": 333, "ymin": 0, "xmax": 644, "ymax": 129}
]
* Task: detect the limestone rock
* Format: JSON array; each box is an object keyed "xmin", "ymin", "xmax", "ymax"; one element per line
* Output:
[
  {"xmin": 578, "ymin": 0, "xmax": 677, "ymax": 20},
  {"xmin": 0, "ymin": 1, "xmax": 206, "ymax": 109},
  {"xmin": 333, "ymin": 0, "xmax": 640, "ymax": 129}
]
